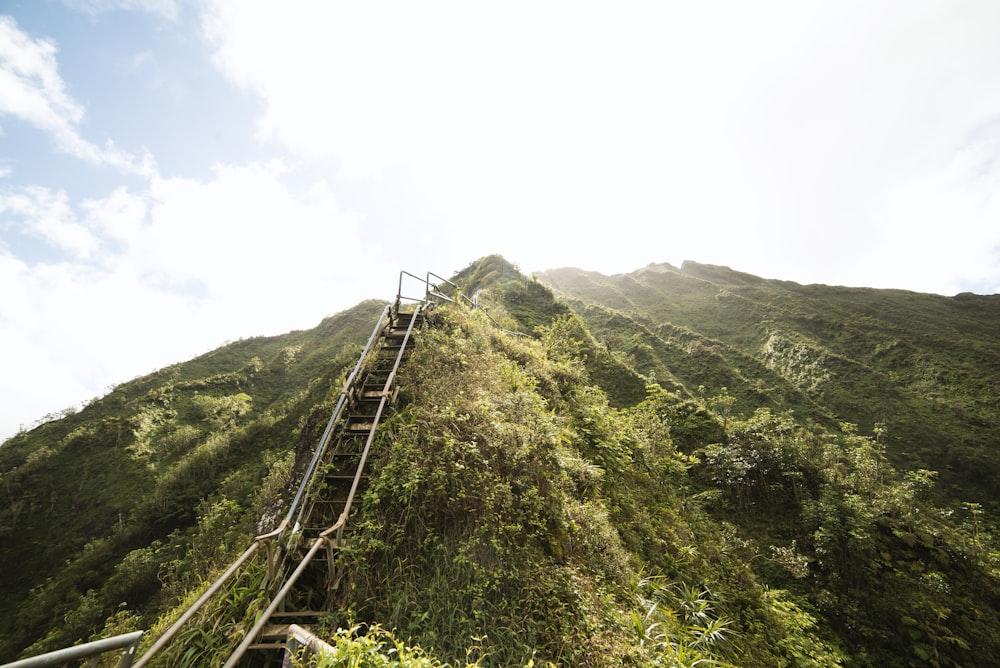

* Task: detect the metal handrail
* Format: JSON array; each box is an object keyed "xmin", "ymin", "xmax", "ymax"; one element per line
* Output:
[
  {"xmin": 131, "ymin": 542, "xmax": 260, "ymax": 668},
  {"xmin": 286, "ymin": 303, "xmax": 392, "ymax": 539},
  {"xmin": 223, "ymin": 302, "xmax": 425, "ymax": 667},
  {"xmin": 284, "ymin": 624, "xmax": 336, "ymax": 660},
  {"xmin": 133, "ymin": 304, "xmax": 394, "ymax": 668},
  {"xmin": 400, "ymin": 270, "xmax": 463, "ymax": 306},
  {"xmin": 426, "ymin": 271, "xmax": 461, "ymax": 300},
  {"xmin": 333, "ymin": 301, "xmax": 422, "ymax": 544},
  {"xmin": 222, "ymin": 537, "xmax": 327, "ymax": 668},
  {"xmin": 423, "ymin": 271, "xmax": 524, "ymax": 336},
  {"xmin": 4, "ymin": 631, "xmax": 143, "ymax": 668},
  {"xmin": 398, "ymin": 270, "xmax": 433, "ymax": 304}
]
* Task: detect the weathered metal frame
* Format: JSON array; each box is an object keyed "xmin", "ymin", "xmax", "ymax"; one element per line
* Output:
[
  {"xmin": 287, "ymin": 303, "xmax": 393, "ymax": 539},
  {"xmin": 222, "ymin": 301, "xmax": 425, "ymax": 667},
  {"xmin": 222, "ymin": 537, "xmax": 327, "ymax": 668},
  {"xmin": 4, "ymin": 631, "xmax": 143, "ymax": 668},
  {"xmin": 282, "ymin": 624, "xmax": 336, "ymax": 664},
  {"xmin": 131, "ymin": 305, "xmax": 394, "ymax": 668},
  {"xmin": 33, "ymin": 268, "xmax": 516, "ymax": 668}
]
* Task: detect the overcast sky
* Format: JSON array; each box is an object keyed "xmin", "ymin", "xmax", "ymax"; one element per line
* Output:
[{"xmin": 2, "ymin": 1, "xmax": 999, "ymax": 440}]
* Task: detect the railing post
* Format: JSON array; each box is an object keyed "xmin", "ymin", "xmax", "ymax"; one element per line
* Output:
[
  {"xmin": 3, "ymin": 631, "xmax": 144, "ymax": 668},
  {"xmin": 223, "ymin": 537, "xmax": 327, "ymax": 668},
  {"xmin": 284, "ymin": 304, "xmax": 391, "ymax": 543},
  {"xmin": 265, "ymin": 536, "xmax": 278, "ymax": 589},
  {"xmin": 131, "ymin": 542, "xmax": 260, "ymax": 668}
]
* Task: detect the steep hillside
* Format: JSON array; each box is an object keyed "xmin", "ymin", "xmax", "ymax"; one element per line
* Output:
[
  {"xmin": 346, "ymin": 262, "xmax": 999, "ymax": 667},
  {"xmin": 0, "ymin": 300, "xmax": 385, "ymax": 662},
  {"xmin": 538, "ymin": 261, "xmax": 1000, "ymax": 509},
  {"xmin": 3, "ymin": 257, "xmax": 999, "ymax": 667}
]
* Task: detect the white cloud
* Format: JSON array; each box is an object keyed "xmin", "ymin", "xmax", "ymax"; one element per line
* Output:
[
  {"xmin": 62, "ymin": 0, "xmax": 179, "ymax": 21},
  {"xmin": 0, "ymin": 162, "xmax": 390, "ymax": 440},
  {"xmin": 82, "ymin": 185, "xmax": 148, "ymax": 243},
  {"xmin": 134, "ymin": 161, "xmax": 382, "ymax": 322},
  {"xmin": 0, "ymin": 17, "xmax": 83, "ymax": 124},
  {"xmin": 0, "ymin": 254, "xmax": 98, "ymax": 432},
  {"xmin": 0, "ymin": 15, "xmax": 156, "ymax": 176},
  {"xmin": 6, "ymin": 0, "xmax": 1000, "ymax": 441},
  {"xmin": 0, "ymin": 186, "xmax": 101, "ymax": 258},
  {"xmin": 866, "ymin": 119, "xmax": 1000, "ymax": 294},
  {"xmin": 199, "ymin": 1, "xmax": 1000, "ymax": 293}
]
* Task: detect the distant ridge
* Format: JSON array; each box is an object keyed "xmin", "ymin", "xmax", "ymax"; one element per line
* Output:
[{"xmin": 2, "ymin": 256, "xmax": 998, "ymax": 667}]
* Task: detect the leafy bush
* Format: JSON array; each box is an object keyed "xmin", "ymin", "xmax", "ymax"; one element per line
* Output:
[{"xmin": 293, "ymin": 624, "xmax": 484, "ymax": 667}]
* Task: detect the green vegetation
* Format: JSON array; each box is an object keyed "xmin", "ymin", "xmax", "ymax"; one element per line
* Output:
[
  {"xmin": 2, "ymin": 257, "xmax": 999, "ymax": 666},
  {"xmin": 539, "ymin": 261, "xmax": 1000, "ymax": 510},
  {"xmin": 291, "ymin": 624, "xmax": 486, "ymax": 667},
  {"xmin": 0, "ymin": 300, "xmax": 386, "ymax": 661}
]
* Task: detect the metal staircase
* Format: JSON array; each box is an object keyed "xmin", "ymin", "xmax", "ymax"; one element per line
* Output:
[
  {"xmin": 232, "ymin": 301, "xmax": 425, "ymax": 664},
  {"xmin": 223, "ymin": 299, "xmax": 425, "ymax": 666},
  {"xmin": 11, "ymin": 270, "xmax": 490, "ymax": 668}
]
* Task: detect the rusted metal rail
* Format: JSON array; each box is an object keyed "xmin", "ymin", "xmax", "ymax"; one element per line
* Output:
[
  {"xmin": 130, "ymin": 305, "xmax": 396, "ymax": 668},
  {"xmin": 283, "ymin": 303, "xmax": 392, "ymax": 539},
  {"xmin": 130, "ymin": 543, "xmax": 260, "ymax": 668},
  {"xmin": 283, "ymin": 624, "xmax": 336, "ymax": 662},
  {"xmin": 222, "ymin": 299, "xmax": 425, "ymax": 666},
  {"xmin": 4, "ymin": 631, "xmax": 143, "ymax": 668},
  {"xmin": 20, "ymin": 268, "xmax": 513, "ymax": 668}
]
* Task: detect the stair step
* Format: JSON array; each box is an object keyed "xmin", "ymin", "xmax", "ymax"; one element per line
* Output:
[
  {"xmin": 329, "ymin": 462, "xmax": 363, "ymax": 472},
  {"xmin": 316, "ymin": 487, "xmax": 364, "ymax": 499},
  {"xmin": 324, "ymin": 463, "xmax": 361, "ymax": 473},
  {"xmin": 261, "ymin": 623, "xmax": 301, "ymax": 641},
  {"xmin": 271, "ymin": 611, "xmax": 325, "ymax": 620},
  {"xmin": 323, "ymin": 467, "xmax": 360, "ymax": 477},
  {"xmin": 330, "ymin": 436, "xmax": 366, "ymax": 446},
  {"xmin": 248, "ymin": 643, "xmax": 285, "ymax": 652},
  {"xmin": 386, "ymin": 330, "xmax": 414, "ymax": 340},
  {"xmin": 346, "ymin": 424, "xmax": 375, "ymax": 433}
]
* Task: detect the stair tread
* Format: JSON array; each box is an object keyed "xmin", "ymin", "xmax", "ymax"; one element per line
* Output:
[{"xmin": 271, "ymin": 611, "xmax": 325, "ymax": 618}]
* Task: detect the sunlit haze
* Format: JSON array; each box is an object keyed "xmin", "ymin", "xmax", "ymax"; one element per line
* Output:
[{"xmin": 2, "ymin": 1, "xmax": 999, "ymax": 440}]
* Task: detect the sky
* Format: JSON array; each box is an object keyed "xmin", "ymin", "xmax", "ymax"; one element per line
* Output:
[{"xmin": 1, "ymin": 0, "xmax": 999, "ymax": 441}]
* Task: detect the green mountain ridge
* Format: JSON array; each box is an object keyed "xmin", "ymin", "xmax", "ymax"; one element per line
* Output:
[
  {"xmin": 0, "ymin": 299, "xmax": 387, "ymax": 661},
  {"xmin": 1, "ymin": 256, "xmax": 998, "ymax": 666},
  {"xmin": 537, "ymin": 261, "xmax": 1000, "ymax": 506}
]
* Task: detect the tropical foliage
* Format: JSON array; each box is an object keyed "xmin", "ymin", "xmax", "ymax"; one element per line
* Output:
[{"xmin": 1, "ymin": 256, "xmax": 998, "ymax": 667}]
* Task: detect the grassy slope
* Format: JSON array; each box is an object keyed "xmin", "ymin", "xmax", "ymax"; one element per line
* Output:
[
  {"xmin": 349, "ymin": 260, "xmax": 998, "ymax": 666},
  {"xmin": 538, "ymin": 261, "xmax": 1000, "ymax": 508},
  {"xmin": 0, "ymin": 300, "xmax": 385, "ymax": 662},
  {"xmin": 4, "ymin": 257, "xmax": 999, "ymax": 667},
  {"xmin": 335, "ymin": 299, "xmax": 844, "ymax": 666}
]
